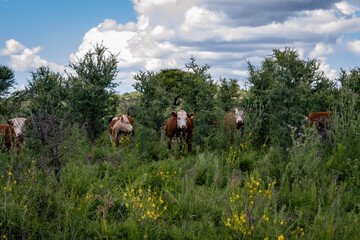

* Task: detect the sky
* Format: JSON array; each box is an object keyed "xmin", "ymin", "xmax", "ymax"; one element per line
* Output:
[{"xmin": 1, "ymin": 0, "xmax": 360, "ymax": 94}]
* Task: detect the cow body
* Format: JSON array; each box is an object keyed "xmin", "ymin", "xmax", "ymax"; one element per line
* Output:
[
  {"xmin": 305, "ymin": 111, "xmax": 332, "ymax": 129},
  {"xmin": 224, "ymin": 108, "xmax": 245, "ymax": 143},
  {"xmin": 7, "ymin": 118, "xmax": 30, "ymax": 153},
  {"xmin": 0, "ymin": 124, "xmax": 15, "ymax": 152},
  {"xmin": 165, "ymin": 110, "xmax": 193, "ymax": 155},
  {"xmin": 109, "ymin": 115, "xmax": 134, "ymax": 145},
  {"xmin": 305, "ymin": 111, "xmax": 333, "ymax": 142}
]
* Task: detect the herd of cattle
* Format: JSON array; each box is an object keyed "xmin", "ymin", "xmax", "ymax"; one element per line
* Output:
[{"xmin": 0, "ymin": 110, "xmax": 332, "ymax": 154}]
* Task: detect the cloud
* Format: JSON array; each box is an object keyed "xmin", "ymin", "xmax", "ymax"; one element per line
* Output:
[
  {"xmin": 347, "ymin": 40, "xmax": 360, "ymax": 55},
  {"xmin": 69, "ymin": 0, "xmax": 359, "ymax": 92},
  {"xmin": 309, "ymin": 43, "xmax": 334, "ymax": 59},
  {"xmin": 0, "ymin": 39, "xmax": 25, "ymax": 55},
  {"xmin": 1, "ymin": 39, "xmax": 63, "ymax": 72}
]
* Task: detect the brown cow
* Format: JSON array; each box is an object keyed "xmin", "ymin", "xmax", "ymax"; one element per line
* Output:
[
  {"xmin": 7, "ymin": 118, "xmax": 30, "ymax": 153},
  {"xmin": 109, "ymin": 115, "xmax": 134, "ymax": 145},
  {"xmin": 305, "ymin": 111, "xmax": 333, "ymax": 142},
  {"xmin": 165, "ymin": 110, "xmax": 194, "ymax": 155},
  {"xmin": 305, "ymin": 111, "xmax": 332, "ymax": 130},
  {"xmin": 0, "ymin": 124, "xmax": 15, "ymax": 152},
  {"xmin": 224, "ymin": 108, "xmax": 245, "ymax": 143}
]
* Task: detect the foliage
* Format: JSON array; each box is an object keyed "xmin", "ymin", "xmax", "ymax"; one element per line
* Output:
[
  {"xmin": 0, "ymin": 65, "xmax": 16, "ymax": 97},
  {"xmin": 67, "ymin": 43, "xmax": 119, "ymax": 143},
  {"xmin": 246, "ymin": 47, "xmax": 337, "ymax": 147},
  {"xmin": 2, "ymin": 46, "xmax": 360, "ymax": 240},
  {"xmin": 26, "ymin": 66, "xmax": 68, "ymax": 116}
]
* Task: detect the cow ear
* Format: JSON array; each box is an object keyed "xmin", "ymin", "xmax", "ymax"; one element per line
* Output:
[
  {"xmin": 26, "ymin": 118, "xmax": 31, "ymax": 123},
  {"xmin": 7, "ymin": 119, "xmax": 12, "ymax": 126},
  {"xmin": 187, "ymin": 113, "xmax": 194, "ymax": 118},
  {"xmin": 171, "ymin": 111, "xmax": 177, "ymax": 117}
]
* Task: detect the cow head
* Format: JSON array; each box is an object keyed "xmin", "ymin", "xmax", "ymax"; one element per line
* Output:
[
  {"xmin": 177, "ymin": 110, "xmax": 188, "ymax": 129},
  {"xmin": 233, "ymin": 108, "xmax": 244, "ymax": 125},
  {"xmin": 170, "ymin": 111, "xmax": 177, "ymax": 118},
  {"xmin": 115, "ymin": 115, "xmax": 134, "ymax": 132},
  {"xmin": 7, "ymin": 118, "xmax": 30, "ymax": 138}
]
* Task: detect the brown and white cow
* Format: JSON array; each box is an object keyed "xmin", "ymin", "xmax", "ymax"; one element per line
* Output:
[
  {"xmin": 0, "ymin": 123, "xmax": 15, "ymax": 152},
  {"xmin": 165, "ymin": 110, "xmax": 194, "ymax": 155},
  {"xmin": 224, "ymin": 108, "xmax": 245, "ymax": 143},
  {"xmin": 109, "ymin": 115, "xmax": 134, "ymax": 145},
  {"xmin": 7, "ymin": 118, "xmax": 30, "ymax": 153}
]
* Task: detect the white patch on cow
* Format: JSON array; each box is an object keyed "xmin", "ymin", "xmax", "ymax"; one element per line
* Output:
[
  {"xmin": 7, "ymin": 118, "xmax": 28, "ymax": 137},
  {"xmin": 233, "ymin": 108, "xmax": 244, "ymax": 124},
  {"xmin": 177, "ymin": 110, "xmax": 188, "ymax": 129},
  {"xmin": 110, "ymin": 115, "xmax": 133, "ymax": 144},
  {"xmin": 7, "ymin": 117, "xmax": 29, "ymax": 152}
]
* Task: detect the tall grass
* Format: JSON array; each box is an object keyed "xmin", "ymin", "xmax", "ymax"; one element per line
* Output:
[{"xmin": 2, "ymin": 95, "xmax": 360, "ymax": 239}]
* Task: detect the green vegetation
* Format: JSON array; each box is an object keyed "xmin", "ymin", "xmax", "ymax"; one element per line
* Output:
[{"xmin": 1, "ymin": 48, "xmax": 360, "ymax": 239}]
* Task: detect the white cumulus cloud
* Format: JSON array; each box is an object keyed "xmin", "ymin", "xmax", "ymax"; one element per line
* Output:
[
  {"xmin": 347, "ymin": 40, "xmax": 360, "ymax": 55},
  {"xmin": 1, "ymin": 39, "xmax": 63, "ymax": 72}
]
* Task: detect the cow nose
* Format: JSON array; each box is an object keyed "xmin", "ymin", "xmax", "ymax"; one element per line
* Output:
[{"xmin": 182, "ymin": 125, "xmax": 186, "ymax": 129}]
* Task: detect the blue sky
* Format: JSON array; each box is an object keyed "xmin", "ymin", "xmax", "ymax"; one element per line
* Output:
[{"xmin": 1, "ymin": 0, "xmax": 360, "ymax": 93}]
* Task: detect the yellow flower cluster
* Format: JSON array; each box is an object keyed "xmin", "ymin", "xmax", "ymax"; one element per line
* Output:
[
  {"xmin": 225, "ymin": 214, "xmax": 252, "ymax": 236},
  {"xmin": 152, "ymin": 166, "xmax": 177, "ymax": 181},
  {"xmin": 244, "ymin": 177, "xmax": 276, "ymax": 200},
  {"xmin": 225, "ymin": 144, "xmax": 249, "ymax": 167},
  {"xmin": 122, "ymin": 187, "xmax": 167, "ymax": 222},
  {"xmin": 291, "ymin": 226, "xmax": 305, "ymax": 238},
  {"xmin": 225, "ymin": 176, "xmax": 277, "ymax": 238}
]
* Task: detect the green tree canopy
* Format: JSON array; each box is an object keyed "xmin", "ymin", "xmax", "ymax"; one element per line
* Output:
[
  {"xmin": 0, "ymin": 65, "xmax": 16, "ymax": 97},
  {"xmin": 67, "ymin": 43, "xmax": 119, "ymax": 143},
  {"xmin": 246, "ymin": 47, "xmax": 337, "ymax": 147}
]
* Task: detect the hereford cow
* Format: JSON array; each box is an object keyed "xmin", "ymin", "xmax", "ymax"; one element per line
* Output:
[
  {"xmin": 7, "ymin": 118, "xmax": 30, "ymax": 153},
  {"xmin": 0, "ymin": 124, "xmax": 15, "ymax": 152},
  {"xmin": 109, "ymin": 115, "xmax": 134, "ymax": 145},
  {"xmin": 224, "ymin": 108, "xmax": 245, "ymax": 143},
  {"xmin": 165, "ymin": 110, "xmax": 194, "ymax": 155},
  {"xmin": 305, "ymin": 111, "xmax": 333, "ymax": 142}
]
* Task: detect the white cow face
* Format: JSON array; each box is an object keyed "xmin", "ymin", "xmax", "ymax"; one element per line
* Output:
[
  {"xmin": 233, "ymin": 108, "xmax": 244, "ymax": 124},
  {"xmin": 114, "ymin": 115, "xmax": 133, "ymax": 132},
  {"xmin": 177, "ymin": 110, "xmax": 188, "ymax": 129},
  {"xmin": 7, "ymin": 118, "xmax": 30, "ymax": 137}
]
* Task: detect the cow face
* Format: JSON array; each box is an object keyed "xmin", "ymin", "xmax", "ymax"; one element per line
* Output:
[
  {"xmin": 116, "ymin": 115, "xmax": 134, "ymax": 132},
  {"xmin": 7, "ymin": 118, "xmax": 29, "ymax": 138},
  {"xmin": 177, "ymin": 110, "xmax": 188, "ymax": 129},
  {"xmin": 233, "ymin": 108, "xmax": 244, "ymax": 125}
]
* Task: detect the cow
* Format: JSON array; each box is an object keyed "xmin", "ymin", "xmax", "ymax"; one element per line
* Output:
[
  {"xmin": 224, "ymin": 108, "xmax": 245, "ymax": 143},
  {"xmin": 109, "ymin": 115, "xmax": 134, "ymax": 145},
  {"xmin": 0, "ymin": 124, "xmax": 15, "ymax": 152},
  {"xmin": 7, "ymin": 118, "xmax": 30, "ymax": 153},
  {"xmin": 304, "ymin": 111, "xmax": 333, "ymax": 142},
  {"xmin": 165, "ymin": 110, "xmax": 194, "ymax": 156}
]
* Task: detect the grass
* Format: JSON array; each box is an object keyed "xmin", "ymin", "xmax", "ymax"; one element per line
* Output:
[{"xmin": 1, "ymin": 116, "xmax": 360, "ymax": 240}]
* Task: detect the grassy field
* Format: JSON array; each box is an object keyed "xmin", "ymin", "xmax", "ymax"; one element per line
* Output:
[{"xmin": 1, "ymin": 114, "xmax": 360, "ymax": 240}]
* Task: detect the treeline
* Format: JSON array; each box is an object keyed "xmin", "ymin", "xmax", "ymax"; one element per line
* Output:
[{"xmin": 1, "ymin": 45, "xmax": 360, "ymax": 151}]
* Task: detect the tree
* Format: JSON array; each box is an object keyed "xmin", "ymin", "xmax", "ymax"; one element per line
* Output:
[
  {"xmin": 0, "ymin": 65, "xmax": 16, "ymax": 97},
  {"xmin": 67, "ymin": 43, "xmax": 119, "ymax": 143},
  {"xmin": 246, "ymin": 47, "xmax": 337, "ymax": 148},
  {"xmin": 26, "ymin": 66, "xmax": 68, "ymax": 115},
  {"xmin": 217, "ymin": 77, "xmax": 240, "ymax": 112}
]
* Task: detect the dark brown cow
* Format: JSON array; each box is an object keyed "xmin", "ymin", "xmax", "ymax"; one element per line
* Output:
[
  {"xmin": 305, "ymin": 111, "xmax": 332, "ymax": 130},
  {"xmin": 165, "ymin": 110, "xmax": 193, "ymax": 155},
  {"xmin": 0, "ymin": 124, "xmax": 15, "ymax": 152},
  {"xmin": 305, "ymin": 111, "xmax": 333, "ymax": 142},
  {"xmin": 109, "ymin": 115, "xmax": 135, "ymax": 145}
]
